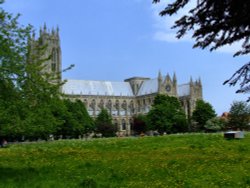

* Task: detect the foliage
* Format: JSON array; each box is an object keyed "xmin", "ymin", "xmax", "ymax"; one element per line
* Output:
[
  {"xmin": 1, "ymin": 134, "xmax": 250, "ymax": 187},
  {"xmin": 204, "ymin": 117, "xmax": 225, "ymax": 132},
  {"xmin": 0, "ymin": 1, "xmax": 73, "ymax": 140},
  {"xmin": 57, "ymin": 99, "xmax": 94, "ymax": 138},
  {"xmin": 192, "ymin": 100, "xmax": 216, "ymax": 131},
  {"xmin": 95, "ymin": 108, "xmax": 117, "ymax": 137},
  {"xmin": 131, "ymin": 114, "xmax": 148, "ymax": 134},
  {"xmin": 147, "ymin": 94, "xmax": 187, "ymax": 133},
  {"xmin": 227, "ymin": 101, "xmax": 250, "ymax": 130},
  {"xmin": 153, "ymin": 0, "xmax": 250, "ymax": 98}
]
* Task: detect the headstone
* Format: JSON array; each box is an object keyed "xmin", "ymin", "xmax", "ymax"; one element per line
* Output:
[{"xmin": 224, "ymin": 131, "xmax": 244, "ymax": 139}]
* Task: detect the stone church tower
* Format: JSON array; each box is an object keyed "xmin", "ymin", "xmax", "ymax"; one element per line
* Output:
[
  {"xmin": 157, "ymin": 71, "xmax": 178, "ymax": 96},
  {"xmin": 29, "ymin": 24, "xmax": 62, "ymax": 84}
]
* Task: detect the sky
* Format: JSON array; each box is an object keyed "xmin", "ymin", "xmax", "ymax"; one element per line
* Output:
[{"xmin": 2, "ymin": 0, "xmax": 250, "ymax": 115}]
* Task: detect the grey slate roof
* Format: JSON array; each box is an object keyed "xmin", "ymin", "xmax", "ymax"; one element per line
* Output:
[
  {"xmin": 62, "ymin": 79, "xmax": 134, "ymax": 97},
  {"xmin": 137, "ymin": 78, "xmax": 158, "ymax": 96},
  {"xmin": 178, "ymin": 84, "xmax": 190, "ymax": 97},
  {"xmin": 62, "ymin": 78, "xmax": 191, "ymax": 97}
]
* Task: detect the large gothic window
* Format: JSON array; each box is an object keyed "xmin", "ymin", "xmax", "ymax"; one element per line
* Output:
[
  {"xmin": 114, "ymin": 119, "xmax": 118, "ymax": 130},
  {"xmin": 51, "ymin": 63, "xmax": 56, "ymax": 72},
  {"xmin": 137, "ymin": 101, "xmax": 141, "ymax": 113},
  {"xmin": 120, "ymin": 100, "xmax": 127, "ymax": 116},
  {"xmin": 113, "ymin": 100, "xmax": 119, "ymax": 116},
  {"xmin": 128, "ymin": 101, "xmax": 134, "ymax": 115},
  {"xmin": 106, "ymin": 100, "xmax": 112, "ymax": 114},
  {"xmin": 98, "ymin": 99, "xmax": 104, "ymax": 109},
  {"xmin": 83, "ymin": 99, "xmax": 88, "ymax": 109},
  {"xmin": 51, "ymin": 48, "xmax": 57, "ymax": 72},
  {"xmin": 88, "ymin": 99, "xmax": 96, "ymax": 116},
  {"xmin": 122, "ymin": 119, "xmax": 126, "ymax": 131}
]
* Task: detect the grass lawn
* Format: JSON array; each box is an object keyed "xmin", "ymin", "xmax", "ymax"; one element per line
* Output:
[{"xmin": 1, "ymin": 133, "xmax": 250, "ymax": 188}]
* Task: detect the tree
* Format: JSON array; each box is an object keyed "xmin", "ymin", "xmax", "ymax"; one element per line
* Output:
[
  {"xmin": 204, "ymin": 117, "xmax": 225, "ymax": 132},
  {"xmin": 153, "ymin": 0, "xmax": 250, "ymax": 99},
  {"xmin": 227, "ymin": 101, "xmax": 250, "ymax": 130},
  {"xmin": 147, "ymin": 94, "xmax": 187, "ymax": 133},
  {"xmin": 56, "ymin": 99, "xmax": 94, "ymax": 138},
  {"xmin": 132, "ymin": 114, "xmax": 148, "ymax": 135},
  {"xmin": 0, "ymin": 1, "xmax": 70, "ymax": 140},
  {"xmin": 192, "ymin": 100, "xmax": 216, "ymax": 131},
  {"xmin": 95, "ymin": 109, "xmax": 117, "ymax": 137},
  {"xmin": 0, "ymin": 1, "xmax": 31, "ymax": 139}
]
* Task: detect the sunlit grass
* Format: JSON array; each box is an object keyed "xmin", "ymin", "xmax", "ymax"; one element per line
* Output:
[{"xmin": 1, "ymin": 133, "xmax": 250, "ymax": 187}]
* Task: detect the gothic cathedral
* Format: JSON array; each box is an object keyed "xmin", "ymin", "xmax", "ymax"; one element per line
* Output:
[{"xmin": 32, "ymin": 25, "xmax": 203, "ymax": 135}]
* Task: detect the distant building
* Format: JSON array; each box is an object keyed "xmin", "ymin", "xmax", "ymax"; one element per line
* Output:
[{"xmin": 31, "ymin": 25, "xmax": 203, "ymax": 135}]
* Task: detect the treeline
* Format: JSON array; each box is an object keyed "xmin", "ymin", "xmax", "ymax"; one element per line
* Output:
[
  {"xmin": 0, "ymin": 96, "xmax": 117, "ymax": 141},
  {"xmin": 1, "ymin": 2, "xmax": 250, "ymax": 142},
  {"xmin": 132, "ymin": 95, "xmax": 250, "ymax": 135},
  {"xmin": 0, "ymin": 2, "xmax": 116, "ymax": 141}
]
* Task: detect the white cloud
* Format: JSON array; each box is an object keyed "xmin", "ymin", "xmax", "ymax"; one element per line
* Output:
[
  {"xmin": 151, "ymin": 0, "xmax": 195, "ymax": 42},
  {"xmin": 216, "ymin": 42, "xmax": 250, "ymax": 55},
  {"xmin": 151, "ymin": 0, "xmax": 248, "ymax": 55}
]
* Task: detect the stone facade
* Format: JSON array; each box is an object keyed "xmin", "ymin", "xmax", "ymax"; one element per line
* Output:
[
  {"xmin": 29, "ymin": 24, "xmax": 62, "ymax": 84},
  {"xmin": 33, "ymin": 26, "xmax": 203, "ymax": 135}
]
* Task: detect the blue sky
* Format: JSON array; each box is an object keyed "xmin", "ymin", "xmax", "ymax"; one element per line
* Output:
[{"xmin": 2, "ymin": 0, "xmax": 249, "ymax": 115}]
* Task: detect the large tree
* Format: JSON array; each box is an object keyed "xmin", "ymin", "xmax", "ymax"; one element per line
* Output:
[
  {"xmin": 95, "ymin": 109, "xmax": 117, "ymax": 137},
  {"xmin": 192, "ymin": 100, "xmax": 216, "ymax": 131},
  {"xmin": 227, "ymin": 101, "xmax": 250, "ymax": 130},
  {"xmin": 57, "ymin": 99, "xmax": 94, "ymax": 138},
  {"xmin": 0, "ymin": 1, "xmax": 67, "ymax": 140},
  {"xmin": 147, "ymin": 94, "xmax": 187, "ymax": 133},
  {"xmin": 153, "ymin": 0, "xmax": 250, "ymax": 98}
]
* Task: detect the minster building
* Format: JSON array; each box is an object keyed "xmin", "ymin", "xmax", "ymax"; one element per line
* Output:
[{"xmin": 31, "ymin": 25, "xmax": 203, "ymax": 135}]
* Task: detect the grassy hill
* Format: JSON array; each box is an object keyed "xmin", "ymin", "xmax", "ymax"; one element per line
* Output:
[{"xmin": 1, "ymin": 133, "xmax": 250, "ymax": 187}]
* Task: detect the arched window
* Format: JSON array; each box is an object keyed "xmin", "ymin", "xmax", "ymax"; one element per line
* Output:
[
  {"xmin": 137, "ymin": 100, "xmax": 141, "ymax": 112},
  {"xmin": 129, "ymin": 101, "xmax": 134, "ymax": 115},
  {"xmin": 51, "ymin": 48, "xmax": 57, "ymax": 72},
  {"xmin": 122, "ymin": 119, "xmax": 126, "ymax": 131},
  {"xmin": 98, "ymin": 99, "xmax": 104, "ymax": 109},
  {"xmin": 83, "ymin": 99, "xmax": 88, "ymax": 106},
  {"xmin": 88, "ymin": 99, "xmax": 96, "ymax": 116},
  {"xmin": 120, "ymin": 100, "xmax": 127, "ymax": 116},
  {"xmin": 113, "ymin": 100, "xmax": 119, "ymax": 116},
  {"xmin": 106, "ymin": 100, "xmax": 112, "ymax": 114},
  {"xmin": 114, "ymin": 119, "xmax": 118, "ymax": 129}
]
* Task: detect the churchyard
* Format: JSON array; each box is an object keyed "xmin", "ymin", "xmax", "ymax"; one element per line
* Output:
[{"xmin": 1, "ymin": 133, "xmax": 250, "ymax": 187}]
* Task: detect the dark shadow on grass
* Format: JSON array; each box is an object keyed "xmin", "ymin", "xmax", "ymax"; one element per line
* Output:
[{"xmin": 0, "ymin": 167, "xmax": 38, "ymax": 183}]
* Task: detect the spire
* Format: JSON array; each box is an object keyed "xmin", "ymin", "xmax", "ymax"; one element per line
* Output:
[
  {"xmin": 56, "ymin": 26, "xmax": 59, "ymax": 35},
  {"xmin": 158, "ymin": 70, "xmax": 163, "ymax": 93},
  {"xmin": 56, "ymin": 26, "xmax": 60, "ymax": 39},
  {"xmin": 173, "ymin": 72, "xmax": 177, "ymax": 84},
  {"xmin": 190, "ymin": 76, "xmax": 193, "ymax": 86},
  {"xmin": 52, "ymin": 27, "xmax": 55, "ymax": 35},
  {"xmin": 39, "ymin": 26, "xmax": 42, "ymax": 36},
  {"xmin": 43, "ymin": 23, "xmax": 47, "ymax": 33},
  {"xmin": 198, "ymin": 77, "xmax": 202, "ymax": 86},
  {"xmin": 166, "ymin": 73, "xmax": 171, "ymax": 81},
  {"xmin": 158, "ymin": 70, "xmax": 163, "ymax": 82}
]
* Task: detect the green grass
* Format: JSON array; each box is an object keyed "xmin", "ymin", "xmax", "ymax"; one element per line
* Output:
[{"xmin": 1, "ymin": 133, "xmax": 250, "ymax": 187}]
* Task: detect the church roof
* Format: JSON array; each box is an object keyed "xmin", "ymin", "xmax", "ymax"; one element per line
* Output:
[
  {"xmin": 62, "ymin": 79, "xmax": 134, "ymax": 97},
  {"xmin": 178, "ymin": 84, "xmax": 190, "ymax": 97},
  {"xmin": 137, "ymin": 78, "xmax": 158, "ymax": 96},
  {"xmin": 62, "ymin": 78, "xmax": 192, "ymax": 98}
]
